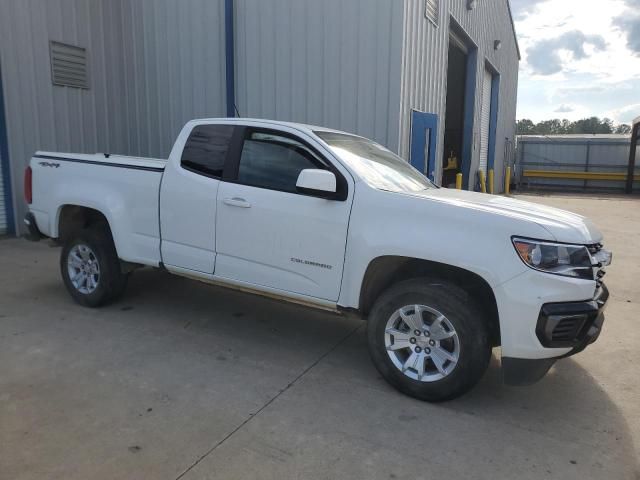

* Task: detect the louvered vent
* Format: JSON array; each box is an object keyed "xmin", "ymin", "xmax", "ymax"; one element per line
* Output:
[
  {"xmin": 551, "ymin": 317, "xmax": 585, "ymax": 343},
  {"xmin": 425, "ymin": 0, "xmax": 439, "ymax": 25},
  {"xmin": 50, "ymin": 41, "xmax": 88, "ymax": 89}
]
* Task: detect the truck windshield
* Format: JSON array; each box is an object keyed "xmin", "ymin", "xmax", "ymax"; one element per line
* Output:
[{"xmin": 314, "ymin": 131, "xmax": 436, "ymax": 193}]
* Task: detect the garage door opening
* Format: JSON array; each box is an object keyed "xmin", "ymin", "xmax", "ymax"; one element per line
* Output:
[
  {"xmin": 442, "ymin": 40, "xmax": 467, "ymax": 188},
  {"xmin": 443, "ymin": 23, "xmax": 477, "ymax": 190}
]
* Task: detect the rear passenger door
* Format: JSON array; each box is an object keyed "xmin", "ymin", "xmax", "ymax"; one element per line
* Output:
[
  {"xmin": 215, "ymin": 127, "xmax": 353, "ymax": 301},
  {"xmin": 159, "ymin": 124, "xmax": 235, "ymax": 273}
]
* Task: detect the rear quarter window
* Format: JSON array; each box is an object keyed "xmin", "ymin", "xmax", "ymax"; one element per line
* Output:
[{"xmin": 181, "ymin": 124, "xmax": 234, "ymax": 178}]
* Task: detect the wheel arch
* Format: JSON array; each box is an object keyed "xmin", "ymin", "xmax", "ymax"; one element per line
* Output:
[
  {"xmin": 358, "ymin": 256, "xmax": 501, "ymax": 346},
  {"xmin": 56, "ymin": 205, "xmax": 116, "ymax": 249}
]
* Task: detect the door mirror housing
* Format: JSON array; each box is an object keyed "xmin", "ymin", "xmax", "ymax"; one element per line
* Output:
[{"xmin": 296, "ymin": 169, "xmax": 337, "ymax": 197}]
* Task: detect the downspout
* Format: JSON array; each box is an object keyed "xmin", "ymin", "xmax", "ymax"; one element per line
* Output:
[
  {"xmin": 0, "ymin": 60, "xmax": 15, "ymax": 235},
  {"xmin": 225, "ymin": 0, "xmax": 236, "ymax": 117}
]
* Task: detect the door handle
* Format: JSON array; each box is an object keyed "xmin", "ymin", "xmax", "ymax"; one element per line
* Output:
[{"xmin": 223, "ymin": 197, "xmax": 251, "ymax": 208}]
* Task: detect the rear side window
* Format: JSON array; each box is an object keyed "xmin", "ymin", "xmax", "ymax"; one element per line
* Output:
[
  {"xmin": 237, "ymin": 132, "xmax": 327, "ymax": 193},
  {"xmin": 181, "ymin": 124, "xmax": 234, "ymax": 178}
]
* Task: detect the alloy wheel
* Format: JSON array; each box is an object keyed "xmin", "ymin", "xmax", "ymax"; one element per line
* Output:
[
  {"xmin": 67, "ymin": 244, "xmax": 101, "ymax": 295},
  {"xmin": 384, "ymin": 304, "xmax": 460, "ymax": 382}
]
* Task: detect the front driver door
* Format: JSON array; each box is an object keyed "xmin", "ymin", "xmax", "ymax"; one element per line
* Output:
[{"xmin": 215, "ymin": 128, "xmax": 353, "ymax": 301}]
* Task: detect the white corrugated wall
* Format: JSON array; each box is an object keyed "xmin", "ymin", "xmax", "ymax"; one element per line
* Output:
[
  {"xmin": 0, "ymin": 0, "xmax": 227, "ymax": 234},
  {"xmin": 0, "ymin": 0, "xmax": 520, "ymax": 233},
  {"xmin": 234, "ymin": 0, "xmax": 405, "ymax": 151},
  {"xmin": 399, "ymin": 0, "xmax": 520, "ymax": 191},
  {"xmin": 399, "ymin": 0, "xmax": 449, "ymax": 166}
]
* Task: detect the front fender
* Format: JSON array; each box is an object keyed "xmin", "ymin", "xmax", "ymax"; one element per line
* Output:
[{"xmin": 338, "ymin": 187, "xmax": 549, "ymax": 309}]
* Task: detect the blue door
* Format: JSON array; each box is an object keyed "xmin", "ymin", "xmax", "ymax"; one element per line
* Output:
[{"xmin": 410, "ymin": 111, "xmax": 438, "ymax": 181}]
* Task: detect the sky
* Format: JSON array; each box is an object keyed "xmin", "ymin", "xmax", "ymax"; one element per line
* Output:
[{"xmin": 511, "ymin": 0, "xmax": 640, "ymax": 126}]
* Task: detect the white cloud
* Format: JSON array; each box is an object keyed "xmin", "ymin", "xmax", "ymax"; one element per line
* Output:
[
  {"xmin": 526, "ymin": 31, "xmax": 606, "ymax": 75},
  {"xmin": 606, "ymin": 103, "xmax": 640, "ymax": 124},
  {"xmin": 510, "ymin": 0, "xmax": 547, "ymax": 20},
  {"xmin": 554, "ymin": 104, "xmax": 575, "ymax": 113},
  {"xmin": 515, "ymin": 0, "xmax": 640, "ymax": 121},
  {"xmin": 613, "ymin": 1, "xmax": 640, "ymax": 55}
]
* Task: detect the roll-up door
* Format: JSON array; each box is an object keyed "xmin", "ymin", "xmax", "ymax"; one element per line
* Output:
[{"xmin": 479, "ymin": 69, "xmax": 493, "ymax": 175}]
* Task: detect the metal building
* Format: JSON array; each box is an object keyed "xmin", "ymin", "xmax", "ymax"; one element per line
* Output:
[{"xmin": 0, "ymin": 0, "xmax": 520, "ymax": 235}]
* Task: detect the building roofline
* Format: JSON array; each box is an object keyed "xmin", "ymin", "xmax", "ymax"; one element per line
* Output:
[{"xmin": 506, "ymin": 0, "xmax": 522, "ymax": 60}]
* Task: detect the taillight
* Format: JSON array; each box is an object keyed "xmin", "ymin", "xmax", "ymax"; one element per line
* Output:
[{"xmin": 24, "ymin": 166, "xmax": 32, "ymax": 204}]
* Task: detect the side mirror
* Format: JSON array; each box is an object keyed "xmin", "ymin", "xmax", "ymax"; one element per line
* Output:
[{"xmin": 296, "ymin": 169, "xmax": 337, "ymax": 197}]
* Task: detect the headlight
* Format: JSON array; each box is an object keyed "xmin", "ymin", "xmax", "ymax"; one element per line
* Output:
[{"xmin": 512, "ymin": 237, "xmax": 594, "ymax": 280}]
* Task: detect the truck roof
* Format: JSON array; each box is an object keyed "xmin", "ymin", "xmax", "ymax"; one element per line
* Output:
[{"xmin": 188, "ymin": 117, "xmax": 354, "ymax": 137}]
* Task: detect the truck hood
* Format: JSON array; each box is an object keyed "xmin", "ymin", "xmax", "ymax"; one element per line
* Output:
[{"xmin": 406, "ymin": 188, "xmax": 602, "ymax": 244}]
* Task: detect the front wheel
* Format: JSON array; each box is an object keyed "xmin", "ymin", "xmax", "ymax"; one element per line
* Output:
[
  {"xmin": 367, "ymin": 278, "xmax": 491, "ymax": 402},
  {"xmin": 60, "ymin": 226, "xmax": 128, "ymax": 307}
]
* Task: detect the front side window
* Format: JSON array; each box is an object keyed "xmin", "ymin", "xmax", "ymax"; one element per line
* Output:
[
  {"xmin": 315, "ymin": 131, "xmax": 436, "ymax": 193},
  {"xmin": 237, "ymin": 131, "xmax": 326, "ymax": 193},
  {"xmin": 181, "ymin": 124, "xmax": 234, "ymax": 178}
]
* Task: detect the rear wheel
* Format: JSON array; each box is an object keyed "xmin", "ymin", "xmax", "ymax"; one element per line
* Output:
[
  {"xmin": 367, "ymin": 278, "xmax": 491, "ymax": 402},
  {"xmin": 60, "ymin": 226, "xmax": 128, "ymax": 307}
]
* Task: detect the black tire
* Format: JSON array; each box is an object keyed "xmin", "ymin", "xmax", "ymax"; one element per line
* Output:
[
  {"xmin": 367, "ymin": 278, "xmax": 491, "ymax": 402},
  {"xmin": 60, "ymin": 226, "xmax": 128, "ymax": 307}
]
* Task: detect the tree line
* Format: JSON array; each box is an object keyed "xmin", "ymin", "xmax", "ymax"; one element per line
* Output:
[{"xmin": 517, "ymin": 117, "xmax": 632, "ymax": 135}]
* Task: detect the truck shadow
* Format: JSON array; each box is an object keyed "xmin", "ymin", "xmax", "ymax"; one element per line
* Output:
[
  {"xmin": 444, "ymin": 353, "xmax": 640, "ymax": 475},
  {"xmin": 112, "ymin": 268, "xmax": 640, "ymax": 475},
  {"xmin": 14, "ymin": 243, "xmax": 638, "ymax": 479}
]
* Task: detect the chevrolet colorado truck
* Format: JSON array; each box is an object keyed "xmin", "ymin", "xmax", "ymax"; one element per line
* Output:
[{"xmin": 23, "ymin": 118, "xmax": 611, "ymax": 401}]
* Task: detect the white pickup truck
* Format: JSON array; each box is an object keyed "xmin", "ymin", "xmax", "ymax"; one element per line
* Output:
[{"xmin": 23, "ymin": 118, "xmax": 611, "ymax": 401}]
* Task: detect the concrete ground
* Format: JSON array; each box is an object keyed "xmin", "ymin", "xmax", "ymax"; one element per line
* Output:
[{"xmin": 1, "ymin": 194, "xmax": 638, "ymax": 480}]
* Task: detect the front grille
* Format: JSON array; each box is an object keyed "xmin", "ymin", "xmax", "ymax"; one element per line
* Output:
[
  {"xmin": 536, "ymin": 284, "xmax": 608, "ymax": 349},
  {"xmin": 551, "ymin": 315, "xmax": 587, "ymax": 343}
]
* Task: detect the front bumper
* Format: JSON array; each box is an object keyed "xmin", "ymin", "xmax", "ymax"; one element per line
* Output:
[
  {"xmin": 536, "ymin": 283, "xmax": 608, "ymax": 352},
  {"xmin": 503, "ymin": 283, "xmax": 608, "ymax": 386}
]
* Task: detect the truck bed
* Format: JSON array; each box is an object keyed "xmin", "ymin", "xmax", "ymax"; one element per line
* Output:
[{"xmin": 30, "ymin": 151, "xmax": 166, "ymax": 267}]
